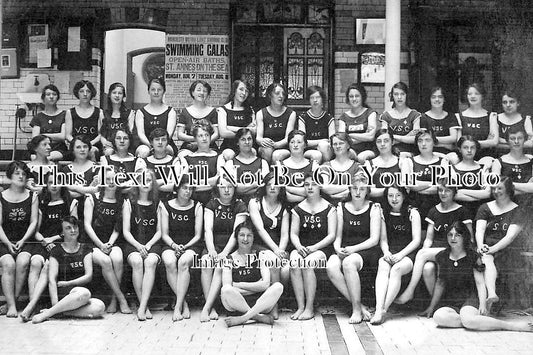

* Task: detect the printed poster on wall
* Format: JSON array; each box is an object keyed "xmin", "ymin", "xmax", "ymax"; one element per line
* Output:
[{"xmin": 165, "ymin": 34, "xmax": 230, "ymax": 109}]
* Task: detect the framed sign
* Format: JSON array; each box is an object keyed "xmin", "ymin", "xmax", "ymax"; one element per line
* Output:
[
  {"xmin": 360, "ymin": 52, "xmax": 385, "ymax": 84},
  {"xmin": 0, "ymin": 48, "xmax": 19, "ymax": 79},
  {"xmin": 356, "ymin": 19, "xmax": 386, "ymax": 45}
]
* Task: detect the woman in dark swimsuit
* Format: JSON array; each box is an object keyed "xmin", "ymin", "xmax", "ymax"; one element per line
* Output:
[
  {"xmin": 177, "ymin": 80, "xmax": 218, "ymax": 156},
  {"xmin": 221, "ymin": 219, "xmax": 284, "ymax": 327},
  {"xmin": 100, "ymin": 82, "xmax": 135, "ymax": 156},
  {"xmin": 256, "ymin": 82, "xmax": 297, "ymax": 163},
  {"xmin": 337, "ymin": 83, "xmax": 378, "ymax": 163},
  {"xmin": 327, "ymin": 172, "xmax": 381, "ymax": 324},
  {"xmin": 297, "ymin": 85, "xmax": 335, "ymax": 163},
  {"xmin": 224, "ymin": 128, "xmax": 269, "ymax": 203},
  {"xmin": 279, "ymin": 130, "xmax": 316, "ymax": 204},
  {"xmin": 380, "ymin": 82, "xmax": 421, "ymax": 155},
  {"xmin": 65, "ymin": 80, "xmax": 104, "ymax": 161},
  {"xmin": 456, "ymin": 83, "xmax": 499, "ymax": 163},
  {"xmin": 123, "ymin": 169, "xmax": 162, "ymax": 321},
  {"xmin": 160, "ymin": 175, "xmax": 203, "ymax": 322},
  {"xmin": 30, "ymin": 84, "xmax": 67, "ymax": 161},
  {"xmin": 218, "ymin": 80, "xmax": 256, "ymax": 161},
  {"xmin": 0, "ymin": 162, "xmax": 39, "ymax": 317},
  {"xmin": 135, "ymin": 78, "xmax": 177, "ymax": 158},
  {"xmin": 84, "ymin": 167, "xmax": 131, "ymax": 314},
  {"xmin": 430, "ymin": 222, "xmax": 533, "ymax": 332},
  {"xmin": 30, "ymin": 216, "xmax": 105, "ymax": 323},
  {"xmin": 290, "ymin": 173, "xmax": 336, "ymax": 320},
  {"xmin": 370, "ymin": 185, "xmax": 421, "ymax": 325}
]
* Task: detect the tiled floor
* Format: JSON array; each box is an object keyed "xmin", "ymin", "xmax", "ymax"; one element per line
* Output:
[{"xmin": 1, "ymin": 306, "xmax": 532, "ymax": 354}]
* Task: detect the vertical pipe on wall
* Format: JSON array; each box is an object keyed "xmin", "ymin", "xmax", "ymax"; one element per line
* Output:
[{"xmin": 384, "ymin": 0, "xmax": 401, "ymax": 111}]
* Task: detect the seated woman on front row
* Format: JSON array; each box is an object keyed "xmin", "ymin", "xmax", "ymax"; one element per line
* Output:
[
  {"xmin": 221, "ymin": 219, "xmax": 284, "ymax": 327},
  {"xmin": 428, "ymin": 222, "xmax": 532, "ymax": 332},
  {"xmin": 30, "ymin": 216, "xmax": 105, "ymax": 323}
]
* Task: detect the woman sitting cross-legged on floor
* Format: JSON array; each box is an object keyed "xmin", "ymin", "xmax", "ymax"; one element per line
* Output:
[
  {"xmin": 428, "ymin": 221, "xmax": 533, "ymax": 332},
  {"xmin": 30, "ymin": 216, "xmax": 105, "ymax": 323},
  {"xmin": 221, "ymin": 218, "xmax": 284, "ymax": 327}
]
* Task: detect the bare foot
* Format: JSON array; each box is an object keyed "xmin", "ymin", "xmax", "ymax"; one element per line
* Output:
[
  {"xmin": 254, "ymin": 314, "xmax": 274, "ymax": 325},
  {"xmin": 137, "ymin": 309, "xmax": 146, "ymax": 321},
  {"xmin": 31, "ymin": 310, "xmax": 49, "ymax": 324},
  {"xmin": 370, "ymin": 311, "xmax": 385, "ymax": 325},
  {"xmin": 172, "ymin": 309, "xmax": 183, "ymax": 322},
  {"xmin": 298, "ymin": 309, "xmax": 314, "ymax": 320},
  {"xmin": 200, "ymin": 308, "xmax": 211, "ymax": 322},
  {"xmin": 362, "ymin": 306, "xmax": 372, "ymax": 321},
  {"xmin": 225, "ymin": 316, "xmax": 243, "ymax": 327},
  {"xmin": 106, "ymin": 299, "xmax": 117, "ymax": 314},
  {"xmin": 119, "ymin": 301, "xmax": 132, "ymax": 314},
  {"xmin": 145, "ymin": 308, "xmax": 153, "ymax": 319},
  {"xmin": 270, "ymin": 304, "xmax": 279, "ymax": 320},
  {"xmin": 290, "ymin": 308, "xmax": 304, "ymax": 320},
  {"xmin": 6, "ymin": 306, "xmax": 18, "ymax": 318},
  {"xmin": 349, "ymin": 310, "xmax": 363, "ymax": 324},
  {"xmin": 209, "ymin": 309, "xmax": 218, "ymax": 320},
  {"xmin": 512, "ymin": 321, "xmax": 533, "ymax": 332},
  {"xmin": 20, "ymin": 308, "xmax": 33, "ymax": 323},
  {"xmin": 394, "ymin": 290, "xmax": 413, "ymax": 305},
  {"xmin": 486, "ymin": 295, "xmax": 499, "ymax": 313},
  {"xmin": 182, "ymin": 301, "xmax": 190, "ymax": 319}
]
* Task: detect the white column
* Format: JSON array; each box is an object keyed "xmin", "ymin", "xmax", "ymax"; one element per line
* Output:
[{"xmin": 384, "ymin": 0, "xmax": 401, "ymax": 111}]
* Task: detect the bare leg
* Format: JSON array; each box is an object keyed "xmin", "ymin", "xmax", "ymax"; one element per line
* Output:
[
  {"xmin": 15, "ymin": 252, "xmax": 31, "ymax": 298},
  {"xmin": 201, "ymin": 267, "xmax": 222, "ymax": 322},
  {"xmin": 162, "ymin": 250, "xmax": 178, "ymax": 296},
  {"xmin": 32, "ymin": 287, "xmax": 99, "ymax": 323},
  {"xmin": 92, "ymin": 249, "xmax": 130, "ymax": 314},
  {"xmin": 128, "ymin": 253, "xmax": 144, "ymax": 304},
  {"xmin": 21, "ymin": 262, "xmax": 48, "ymax": 322},
  {"xmin": 222, "ymin": 283, "xmax": 283, "ymax": 327},
  {"xmin": 271, "ymin": 149, "xmax": 290, "ymax": 164},
  {"xmin": 0, "ymin": 255, "xmax": 17, "ymax": 317},
  {"xmin": 137, "ymin": 254, "xmax": 158, "ymax": 321},
  {"xmin": 460, "ymin": 306, "xmax": 533, "ymax": 332},
  {"xmin": 173, "ymin": 251, "xmax": 195, "ymax": 321},
  {"xmin": 433, "ymin": 307, "xmax": 463, "ymax": 328},
  {"xmin": 28, "ymin": 255, "xmax": 45, "ymax": 299},
  {"xmin": 259, "ymin": 147, "xmax": 274, "ymax": 164},
  {"xmin": 342, "ymin": 254, "xmax": 365, "ymax": 324},
  {"xmin": 383, "ymin": 258, "xmax": 413, "ymax": 312},
  {"xmin": 289, "ymin": 251, "xmax": 305, "ymax": 320},
  {"xmin": 422, "ymin": 262, "xmax": 437, "ymax": 295},
  {"xmin": 482, "ymin": 255, "xmax": 499, "ymax": 312},
  {"xmin": 109, "ymin": 247, "xmax": 131, "ymax": 313},
  {"xmin": 299, "ymin": 251, "xmax": 326, "ymax": 320},
  {"xmin": 396, "ymin": 248, "xmax": 442, "ymax": 304},
  {"xmin": 327, "ymin": 255, "xmax": 350, "ymax": 300},
  {"xmin": 370, "ymin": 258, "xmax": 392, "ymax": 325}
]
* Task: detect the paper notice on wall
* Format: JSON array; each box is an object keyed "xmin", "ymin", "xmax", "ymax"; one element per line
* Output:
[
  {"xmin": 37, "ymin": 48, "xmax": 52, "ymax": 68},
  {"xmin": 68, "ymin": 27, "xmax": 81, "ymax": 52},
  {"xmin": 28, "ymin": 24, "xmax": 49, "ymax": 64},
  {"xmin": 165, "ymin": 34, "xmax": 231, "ymax": 108}
]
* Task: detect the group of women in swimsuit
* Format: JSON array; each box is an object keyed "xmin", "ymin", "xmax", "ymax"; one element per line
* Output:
[{"xmin": 0, "ymin": 77, "xmax": 531, "ymax": 332}]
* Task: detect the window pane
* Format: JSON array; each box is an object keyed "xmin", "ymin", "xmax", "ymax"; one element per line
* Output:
[
  {"xmin": 259, "ymin": 57, "xmax": 274, "ymax": 97},
  {"xmin": 307, "ymin": 32, "xmax": 324, "ymax": 55},
  {"xmin": 307, "ymin": 58, "xmax": 323, "ymax": 88},
  {"xmin": 287, "ymin": 32, "xmax": 304, "ymax": 55},
  {"xmin": 287, "ymin": 58, "xmax": 304, "ymax": 99}
]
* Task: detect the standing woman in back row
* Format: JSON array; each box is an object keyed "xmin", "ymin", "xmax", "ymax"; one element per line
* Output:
[
  {"xmin": 456, "ymin": 83, "xmax": 499, "ymax": 161},
  {"xmin": 100, "ymin": 82, "xmax": 135, "ymax": 156},
  {"xmin": 380, "ymin": 82, "xmax": 421, "ymax": 156},
  {"xmin": 30, "ymin": 84, "xmax": 67, "ymax": 161},
  {"xmin": 256, "ymin": 83, "xmax": 297, "ymax": 163},
  {"xmin": 177, "ymin": 80, "xmax": 219, "ymax": 157},
  {"xmin": 218, "ymin": 80, "xmax": 256, "ymax": 161},
  {"xmin": 65, "ymin": 80, "xmax": 104, "ymax": 161},
  {"xmin": 337, "ymin": 83, "xmax": 378, "ymax": 163},
  {"xmin": 135, "ymin": 78, "xmax": 178, "ymax": 158}
]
